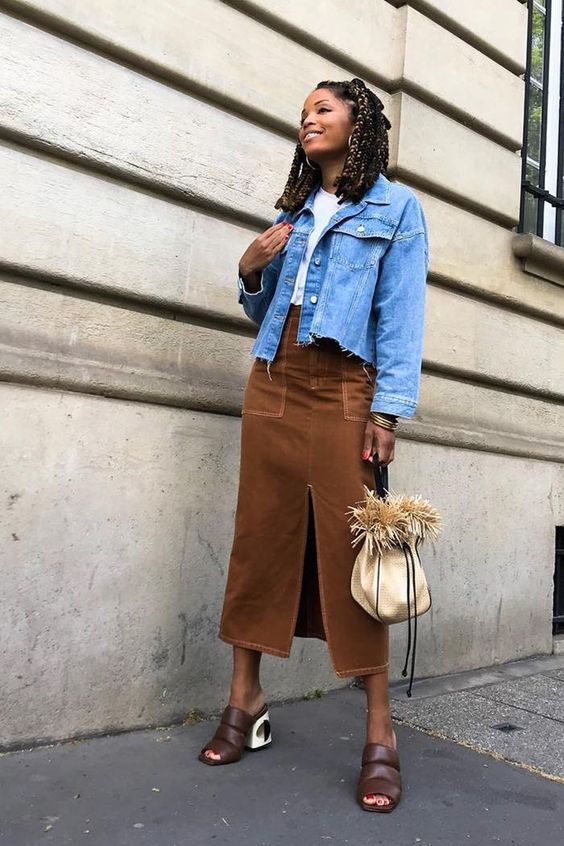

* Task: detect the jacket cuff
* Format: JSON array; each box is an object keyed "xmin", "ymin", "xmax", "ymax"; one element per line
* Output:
[
  {"xmin": 238, "ymin": 273, "xmax": 264, "ymax": 297},
  {"xmin": 370, "ymin": 395, "xmax": 417, "ymax": 418}
]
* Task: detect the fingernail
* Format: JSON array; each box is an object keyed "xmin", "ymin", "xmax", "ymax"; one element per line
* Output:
[{"xmin": 362, "ymin": 450, "xmax": 370, "ymax": 460}]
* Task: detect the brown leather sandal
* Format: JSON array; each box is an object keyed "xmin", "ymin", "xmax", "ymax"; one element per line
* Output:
[
  {"xmin": 356, "ymin": 741, "xmax": 402, "ymax": 812},
  {"xmin": 198, "ymin": 702, "xmax": 271, "ymax": 766}
]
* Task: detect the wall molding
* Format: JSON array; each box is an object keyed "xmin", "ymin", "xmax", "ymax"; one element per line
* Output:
[
  {"xmin": 1, "ymin": 272, "xmax": 564, "ymax": 465},
  {"xmin": 512, "ymin": 233, "xmax": 564, "ymax": 289}
]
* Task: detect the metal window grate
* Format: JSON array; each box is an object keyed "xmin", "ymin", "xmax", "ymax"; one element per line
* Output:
[
  {"xmin": 519, "ymin": 0, "xmax": 564, "ymax": 247},
  {"xmin": 554, "ymin": 526, "xmax": 564, "ymax": 634}
]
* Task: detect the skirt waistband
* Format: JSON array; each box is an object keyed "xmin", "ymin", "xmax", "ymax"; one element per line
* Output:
[{"xmin": 280, "ymin": 304, "xmax": 373, "ymax": 374}]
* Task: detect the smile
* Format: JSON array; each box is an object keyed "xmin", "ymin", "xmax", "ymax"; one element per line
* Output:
[{"xmin": 303, "ymin": 131, "xmax": 323, "ymax": 142}]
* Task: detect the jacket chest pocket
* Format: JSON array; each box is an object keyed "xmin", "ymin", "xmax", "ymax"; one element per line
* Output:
[{"xmin": 330, "ymin": 217, "xmax": 395, "ymax": 270}]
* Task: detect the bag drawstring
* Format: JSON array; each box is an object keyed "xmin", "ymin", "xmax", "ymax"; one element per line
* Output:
[
  {"xmin": 400, "ymin": 542, "xmax": 418, "ymax": 698},
  {"xmin": 371, "ymin": 457, "xmax": 425, "ymax": 698}
]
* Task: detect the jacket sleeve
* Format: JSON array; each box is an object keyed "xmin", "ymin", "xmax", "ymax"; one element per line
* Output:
[
  {"xmin": 370, "ymin": 195, "xmax": 429, "ymax": 418},
  {"xmin": 237, "ymin": 209, "xmax": 288, "ymax": 326}
]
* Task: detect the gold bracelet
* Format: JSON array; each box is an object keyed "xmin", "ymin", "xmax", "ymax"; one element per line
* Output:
[
  {"xmin": 369, "ymin": 412, "xmax": 398, "ymax": 430},
  {"xmin": 371, "ymin": 410, "xmax": 398, "ymax": 422},
  {"xmin": 371, "ymin": 419, "xmax": 397, "ymax": 431},
  {"xmin": 372, "ymin": 413, "xmax": 398, "ymax": 427}
]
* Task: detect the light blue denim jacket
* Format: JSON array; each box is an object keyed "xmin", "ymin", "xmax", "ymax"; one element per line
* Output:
[{"xmin": 237, "ymin": 172, "xmax": 429, "ymax": 418}]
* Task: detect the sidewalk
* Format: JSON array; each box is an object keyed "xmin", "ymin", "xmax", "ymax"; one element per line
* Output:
[{"xmin": 1, "ymin": 654, "xmax": 563, "ymax": 846}]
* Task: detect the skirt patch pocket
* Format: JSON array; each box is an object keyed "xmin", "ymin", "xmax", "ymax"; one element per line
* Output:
[
  {"xmin": 341, "ymin": 357, "xmax": 376, "ymax": 422},
  {"xmin": 242, "ymin": 333, "xmax": 289, "ymax": 418}
]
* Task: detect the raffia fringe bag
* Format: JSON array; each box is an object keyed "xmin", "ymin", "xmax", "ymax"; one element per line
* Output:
[{"xmin": 347, "ymin": 457, "xmax": 442, "ymax": 696}]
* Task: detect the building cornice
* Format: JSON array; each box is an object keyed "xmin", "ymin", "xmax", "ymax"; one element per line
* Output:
[{"xmin": 512, "ymin": 233, "xmax": 564, "ymax": 288}]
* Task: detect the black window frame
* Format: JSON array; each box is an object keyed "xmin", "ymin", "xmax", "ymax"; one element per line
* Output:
[
  {"xmin": 554, "ymin": 526, "xmax": 564, "ymax": 635},
  {"xmin": 519, "ymin": 0, "xmax": 564, "ymax": 247}
]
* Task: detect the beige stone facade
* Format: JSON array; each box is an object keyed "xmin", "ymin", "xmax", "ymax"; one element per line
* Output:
[{"xmin": 1, "ymin": 0, "xmax": 563, "ymax": 747}]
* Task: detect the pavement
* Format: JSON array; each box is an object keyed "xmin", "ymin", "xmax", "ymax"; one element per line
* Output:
[{"xmin": 1, "ymin": 653, "xmax": 563, "ymax": 846}]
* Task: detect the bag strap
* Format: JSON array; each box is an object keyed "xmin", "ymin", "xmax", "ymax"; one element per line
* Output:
[
  {"xmin": 372, "ymin": 452, "xmax": 389, "ymax": 499},
  {"xmin": 372, "ymin": 454, "xmax": 419, "ymax": 697}
]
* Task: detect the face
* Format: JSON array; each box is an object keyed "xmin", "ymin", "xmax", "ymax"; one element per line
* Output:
[{"xmin": 298, "ymin": 88, "xmax": 355, "ymax": 163}]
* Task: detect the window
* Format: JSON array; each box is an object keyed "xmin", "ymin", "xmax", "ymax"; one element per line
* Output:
[
  {"xmin": 519, "ymin": 0, "xmax": 564, "ymax": 247},
  {"xmin": 555, "ymin": 526, "xmax": 564, "ymax": 635}
]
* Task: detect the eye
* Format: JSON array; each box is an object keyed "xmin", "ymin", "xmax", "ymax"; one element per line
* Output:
[{"xmin": 299, "ymin": 107, "xmax": 330, "ymax": 127}]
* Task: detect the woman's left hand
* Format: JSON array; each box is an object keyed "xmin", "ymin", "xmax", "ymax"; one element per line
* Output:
[{"xmin": 362, "ymin": 422, "xmax": 395, "ymax": 466}]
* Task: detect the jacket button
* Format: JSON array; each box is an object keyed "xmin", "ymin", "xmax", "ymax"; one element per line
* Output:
[
  {"xmin": 357, "ymin": 224, "xmax": 365, "ymax": 232},
  {"xmin": 314, "ymin": 257, "xmax": 321, "ymax": 266},
  {"xmin": 310, "ymin": 295, "xmax": 318, "ymax": 304}
]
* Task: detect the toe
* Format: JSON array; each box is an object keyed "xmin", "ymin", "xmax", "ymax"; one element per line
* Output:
[{"xmin": 364, "ymin": 793, "xmax": 391, "ymax": 807}]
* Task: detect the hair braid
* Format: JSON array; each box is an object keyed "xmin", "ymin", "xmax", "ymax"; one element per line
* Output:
[{"xmin": 274, "ymin": 77, "xmax": 391, "ymax": 213}]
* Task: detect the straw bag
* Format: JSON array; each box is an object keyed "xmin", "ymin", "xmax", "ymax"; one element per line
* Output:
[{"xmin": 347, "ymin": 457, "xmax": 442, "ymax": 696}]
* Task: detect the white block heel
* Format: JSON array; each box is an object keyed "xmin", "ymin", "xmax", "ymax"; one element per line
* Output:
[
  {"xmin": 198, "ymin": 702, "xmax": 272, "ymax": 766},
  {"xmin": 245, "ymin": 709, "xmax": 272, "ymax": 750}
]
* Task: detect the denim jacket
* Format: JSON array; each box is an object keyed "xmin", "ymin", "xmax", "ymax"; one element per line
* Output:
[{"xmin": 237, "ymin": 172, "xmax": 429, "ymax": 418}]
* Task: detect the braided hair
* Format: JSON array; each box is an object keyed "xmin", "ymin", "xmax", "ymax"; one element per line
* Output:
[{"xmin": 274, "ymin": 77, "xmax": 391, "ymax": 213}]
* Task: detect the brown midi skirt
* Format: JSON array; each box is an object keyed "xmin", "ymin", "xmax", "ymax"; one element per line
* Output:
[{"xmin": 218, "ymin": 304, "xmax": 389, "ymax": 677}]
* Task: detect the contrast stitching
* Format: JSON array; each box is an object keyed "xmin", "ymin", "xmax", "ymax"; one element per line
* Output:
[
  {"xmin": 218, "ymin": 632, "xmax": 290, "ymax": 658},
  {"xmin": 241, "ymin": 409, "xmax": 283, "ymax": 418},
  {"xmin": 308, "ymin": 486, "xmax": 340, "ymax": 673},
  {"xmin": 342, "ymin": 358, "xmax": 370, "ymax": 422},
  {"xmin": 334, "ymin": 661, "xmax": 389, "ymax": 678},
  {"xmin": 283, "ymin": 485, "xmax": 314, "ymax": 654},
  {"xmin": 243, "ymin": 322, "xmax": 291, "ymax": 417}
]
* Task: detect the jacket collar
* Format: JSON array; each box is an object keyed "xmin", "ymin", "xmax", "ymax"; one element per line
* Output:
[
  {"xmin": 300, "ymin": 170, "xmax": 391, "ymax": 213},
  {"xmin": 363, "ymin": 171, "xmax": 392, "ymax": 205},
  {"xmin": 293, "ymin": 171, "xmax": 391, "ymax": 230}
]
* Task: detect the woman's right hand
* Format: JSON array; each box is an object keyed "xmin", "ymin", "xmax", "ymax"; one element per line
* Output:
[{"xmin": 238, "ymin": 222, "xmax": 293, "ymax": 278}]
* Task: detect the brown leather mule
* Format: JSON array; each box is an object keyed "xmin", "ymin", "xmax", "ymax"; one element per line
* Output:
[
  {"xmin": 198, "ymin": 703, "xmax": 271, "ymax": 765},
  {"xmin": 356, "ymin": 742, "xmax": 402, "ymax": 812}
]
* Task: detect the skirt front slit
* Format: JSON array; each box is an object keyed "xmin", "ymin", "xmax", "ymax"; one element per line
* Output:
[{"xmin": 218, "ymin": 304, "xmax": 389, "ymax": 677}]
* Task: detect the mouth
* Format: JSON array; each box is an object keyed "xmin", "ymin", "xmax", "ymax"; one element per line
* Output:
[{"xmin": 303, "ymin": 130, "xmax": 323, "ymax": 143}]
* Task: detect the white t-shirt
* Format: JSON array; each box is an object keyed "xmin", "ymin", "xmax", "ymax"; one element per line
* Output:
[
  {"xmin": 291, "ymin": 186, "xmax": 352, "ymax": 305},
  {"xmin": 238, "ymin": 187, "xmax": 351, "ymax": 303}
]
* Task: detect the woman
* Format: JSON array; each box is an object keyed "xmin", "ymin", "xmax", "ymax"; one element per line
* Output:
[{"xmin": 198, "ymin": 77, "xmax": 429, "ymax": 813}]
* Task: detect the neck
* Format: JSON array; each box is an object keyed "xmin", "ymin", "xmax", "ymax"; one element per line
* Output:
[{"xmin": 318, "ymin": 153, "xmax": 347, "ymax": 193}]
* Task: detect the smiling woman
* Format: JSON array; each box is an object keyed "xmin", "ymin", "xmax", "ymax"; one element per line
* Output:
[
  {"xmin": 285, "ymin": 77, "xmax": 393, "ymax": 209},
  {"xmin": 201, "ymin": 77, "xmax": 429, "ymax": 816}
]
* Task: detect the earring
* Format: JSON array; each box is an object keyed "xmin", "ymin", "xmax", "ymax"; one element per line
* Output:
[
  {"xmin": 347, "ymin": 134, "xmax": 353, "ymax": 148},
  {"xmin": 305, "ymin": 154, "xmax": 318, "ymax": 168}
]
